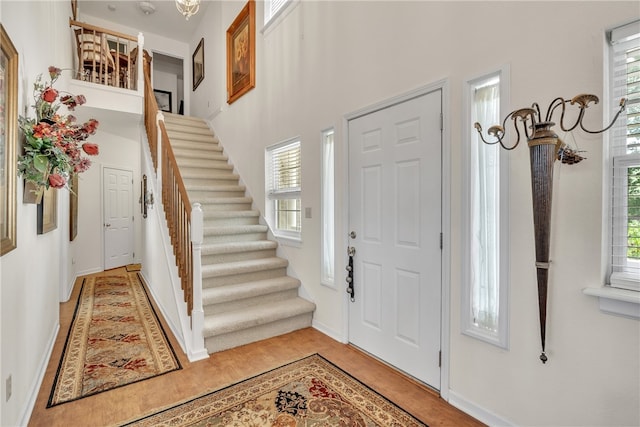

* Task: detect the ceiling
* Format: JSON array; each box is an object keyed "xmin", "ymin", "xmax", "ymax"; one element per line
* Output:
[{"xmin": 77, "ymin": 0, "xmax": 211, "ymax": 43}]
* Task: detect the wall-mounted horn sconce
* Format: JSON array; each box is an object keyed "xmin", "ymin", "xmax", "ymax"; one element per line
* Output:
[
  {"xmin": 140, "ymin": 174, "xmax": 154, "ymax": 218},
  {"xmin": 475, "ymin": 94, "xmax": 626, "ymax": 364}
]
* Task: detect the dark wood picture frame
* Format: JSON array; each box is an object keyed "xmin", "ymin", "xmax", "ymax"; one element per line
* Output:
[
  {"xmin": 226, "ymin": 0, "xmax": 255, "ymax": 104},
  {"xmin": 1, "ymin": 25, "xmax": 18, "ymax": 256},
  {"xmin": 69, "ymin": 174, "xmax": 78, "ymax": 241},
  {"xmin": 192, "ymin": 38, "xmax": 204, "ymax": 91},
  {"xmin": 153, "ymin": 89, "xmax": 172, "ymax": 113},
  {"xmin": 37, "ymin": 187, "xmax": 57, "ymax": 235}
]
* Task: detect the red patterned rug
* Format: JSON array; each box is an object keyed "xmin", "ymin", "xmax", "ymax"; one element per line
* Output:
[
  {"xmin": 122, "ymin": 354, "xmax": 426, "ymax": 426},
  {"xmin": 47, "ymin": 272, "xmax": 181, "ymax": 407}
]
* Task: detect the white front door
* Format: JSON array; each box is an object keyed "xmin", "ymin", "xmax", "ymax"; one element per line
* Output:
[
  {"xmin": 348, "ymin": 89, "xmax": 442, "ymax": 389},
  {"xmin": 103, "ymin": 167, "xmax": 134, "ymax": 270}
]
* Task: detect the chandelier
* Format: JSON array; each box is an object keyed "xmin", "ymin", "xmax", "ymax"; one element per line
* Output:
[{"xmin": 175, "ymin": 0, "xmax": 200, "ymax": 20}]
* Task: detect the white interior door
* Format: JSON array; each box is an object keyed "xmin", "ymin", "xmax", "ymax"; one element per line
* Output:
[
  {"xmin": 348, "ymin": 90, "xmax": 442, "ymax": 389},
  {"xmin": 103, "ymin": 167, "xmax": 134, "ymax": 270}
]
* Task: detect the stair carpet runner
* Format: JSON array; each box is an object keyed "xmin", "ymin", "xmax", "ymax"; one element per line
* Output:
[{"xmin": 162, "ymin": 112, "xmax": 315, "ymax": 353}]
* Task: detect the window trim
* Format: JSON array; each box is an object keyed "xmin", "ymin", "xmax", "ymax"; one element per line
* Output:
[
  {"xmin": 605, "ymin": 20, "xmax": 640, "ymax": 293},
  {"xmin": 265, "ymin": 137, "xmax": 302, "ymax": 243},
  {"xmin": 461, "ymin": 65, "xmax": 511, "ymax": 349}
]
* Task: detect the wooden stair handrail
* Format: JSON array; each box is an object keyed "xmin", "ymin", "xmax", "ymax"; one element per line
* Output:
[
  {"xmin": 143, "ymin": 68, "xmax": 194, "ymax": 316},
  {"xmin": 69, "ymin": 18, "xmax": 137, "ymax": 42}
]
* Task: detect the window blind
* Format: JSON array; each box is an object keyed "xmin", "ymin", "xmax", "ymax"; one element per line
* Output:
[
  {"xmin": 268, "ymin": 141, "xmax": 300, "ymax": 197},
  {"xmin": 609, "ymin": 20, "xmax": 640, "ymax": 290},
  {"xmin": 265, "ymin": 0, "xmax": 289, "ymax": 26}
]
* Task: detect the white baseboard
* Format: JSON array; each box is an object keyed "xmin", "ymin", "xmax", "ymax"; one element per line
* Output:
[
  {"xmin": 312, "ymin": 320, "xmax": 345, "ymax": 344},
  {"xmin": 74, "ymin": 267, "xmax": 103, "ymax": 278},
  {"xmin": 19, "ymin": 322, "xmax": 60, "ymax": 427},
  {"xmin": 448, "ymin": 390, "xmax": 515, "ymax": 427}
]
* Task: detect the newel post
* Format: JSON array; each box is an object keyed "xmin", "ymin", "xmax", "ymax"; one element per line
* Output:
[
  {"xmin": 190, "ymin": 202, "xmax": 206, "ymax": 356},
  {"xmin": 156, "ymin": 111, "xmax": 164, "ymax": 192},
  {"xmin": 137, "ymin": 32, "xmax": 144, "ymax": 93}
]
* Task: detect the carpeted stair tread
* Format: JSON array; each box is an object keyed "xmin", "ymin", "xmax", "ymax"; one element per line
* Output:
[
  {"xmin": 173, "ymin": 150, "xmax": 227, "ymax": 161},
  {"xmin": 204, "ymin": 210, "xmax": 260, "ymax": 219},
  {"xmin": 163, "ymin": 112, "xmax": 208, "ymax": 125},
  {"xmin": 180, "ymin": 170, "xmax": 238, "ymax": 180},
  {"xmin": 165, "ymin": 122, "xmax": 213, "ymax": 136},
  {"xmin": 198, "ymin": 196, "xmax": 253, "ymax": 205},
  {"xmin": 202, "ymin": 240, "xmax": 277, "ymax": 255},
  {"xmin": 203, "ymin": 224, "xmax": 268, "ymax": 236},
  {"xmin": 162, "ymin": 113, "xmax": 315, "ymax": 355},
  {"xmin": 177, "ymin": 159, "xmax": 233, "ymax": 171},
  {"xmin": 185, "ymin": 184, "xmax": 245, "ymax": 193},
  {"xmin": 203, "ymin": 298, "xmax": 316, "ymax": 337},
  {"xmin": 171, "ymin": 135, "xmax": 222, "ymax": 147},
  {"xmin": 172, "ymin": 149, "xmax": 225, "ymax": 160},
  {"xmin": 202, "ymin": 257, "xmax": 288, "ymax": 278},
  {"xmin": 202, "ymin": 276, "xmax": 301, "ymax": 305}
]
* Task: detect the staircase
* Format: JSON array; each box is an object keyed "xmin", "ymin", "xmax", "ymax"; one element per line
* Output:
[{"xmin": 162, "ymin": 112, "xmax": 316, "ymax": 353}]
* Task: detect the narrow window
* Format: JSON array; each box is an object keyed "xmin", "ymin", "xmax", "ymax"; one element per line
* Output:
[
  {"xmin": 608, "ymin": 21, "xmax": 640, "ymax": 291},
  {"xmin": 321, "ymin": 128, "xmax": 335, "ymax": 286},
  {"xmin": 264, "ymin": 0, "xmax": 290, "ymax": 27},
  {"xmin": 462, "ymin": 67, "xmax": 510, "ymax": 348},
  {"xmin": 266, "ymin": 139, "xmax": 302, "ymax": 242}
]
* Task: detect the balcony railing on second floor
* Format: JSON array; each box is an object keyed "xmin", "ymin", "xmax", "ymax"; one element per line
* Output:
[{"xmin": 70, "ymin": 19, "xmax": 141, "ymax": 90}]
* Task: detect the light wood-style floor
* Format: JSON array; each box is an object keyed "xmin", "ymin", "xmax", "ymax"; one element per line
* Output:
[{"xmin": 28, "ymin": 269, "xmax": 484, "ymax": 427}]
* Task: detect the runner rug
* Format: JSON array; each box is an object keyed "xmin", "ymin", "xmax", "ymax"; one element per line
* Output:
[
  {"xmin": 47, "ymin": 272, "xmax": 181, "ymax": 407},
  {"xmin": 122, "ymin": 354, "xmax": 426, "ymax": 426}
]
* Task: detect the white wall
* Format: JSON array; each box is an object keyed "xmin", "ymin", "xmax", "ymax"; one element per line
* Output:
[
  {"xmin": 0, "ymin": 1, "xmax": 75, "ymax": 425},
  {"xmin": 190, "ymin": 1, "xmax": 640, "ymax": 425},
  {"xmin": 153, "ymin": 68, "xmax": 179, "ymax": 113}
]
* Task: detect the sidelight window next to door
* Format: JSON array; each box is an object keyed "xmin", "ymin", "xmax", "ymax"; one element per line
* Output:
[{"xmin": 462, "ymin": 67, "xmax": 510, "ymax": 349}]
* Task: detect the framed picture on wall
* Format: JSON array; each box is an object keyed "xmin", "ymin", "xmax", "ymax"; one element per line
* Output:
[
  {"xmin": 1, "ymin": 25, "xmax": 18, "ymax": 256},
  {"xmin": 37, "ymin": 187, "xmax": 57, "ymax": 235},
  {"xmin": 226, "ymin": 0, "xmax": 255, "ymax": 104},
  {"xmin": 153, "ymin": 89, "xmax": 172, "ymax": 113},
  {"xmin": 192, "ymin": 38, "xmax": 204, "ymax": 91},
  {"xmin": 69, "ymin": 174, "xmax": 78, "ymax": 241}
]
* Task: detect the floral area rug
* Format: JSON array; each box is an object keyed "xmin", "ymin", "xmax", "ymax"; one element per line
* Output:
[
  {"xmin": 47, "ymin": 272, "xmax": 181, "ymax": 407},
  {"xmin": 122, "ymin": 354, "xmax": 426, "ymax": 426}
]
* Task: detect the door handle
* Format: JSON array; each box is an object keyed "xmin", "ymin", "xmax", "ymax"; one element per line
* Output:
[
  {"xmin": 346, "ymin": 246, "xmax": 356, "ymax": 302},
  {"xmin": 104, "ymin": 223, "xmax": 111, "ymax": 227}
]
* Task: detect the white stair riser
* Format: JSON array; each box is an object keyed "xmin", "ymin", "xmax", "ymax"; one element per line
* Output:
[
  {"xmin": 202, "ymin": 248, "xmax": 276, "ymax": 265},
  {"xmin": 204, "ymin": 289, "xmax": 299, "ymax": 315},
  {"xmin": 202, "ymin": 267, "xmax": 287, "ymax": 288},
  {"xmin": 204, "ymin": 314, "xmax": 312, "ymax": 353}
]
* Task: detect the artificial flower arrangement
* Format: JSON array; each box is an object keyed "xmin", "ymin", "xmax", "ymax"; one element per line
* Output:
[{"xmin": 18, "ymin": 66, "xmax": 100, "ymax": 198}]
